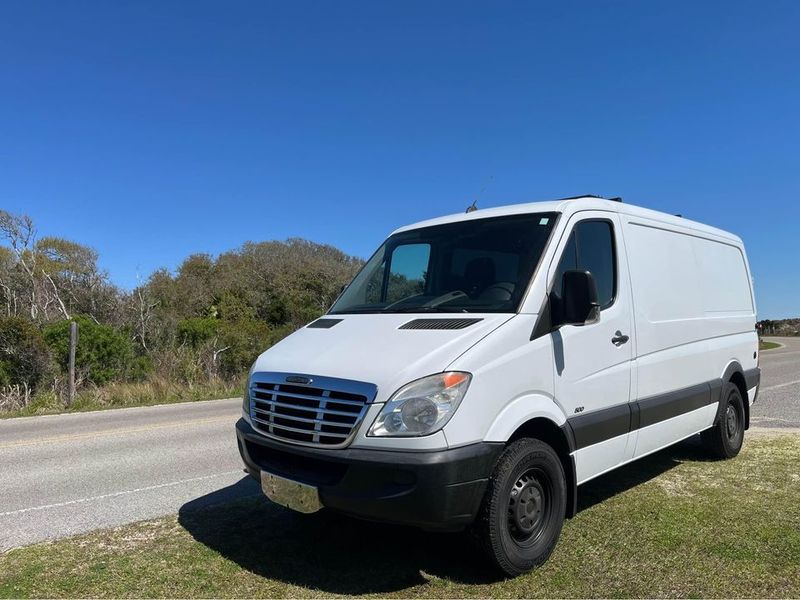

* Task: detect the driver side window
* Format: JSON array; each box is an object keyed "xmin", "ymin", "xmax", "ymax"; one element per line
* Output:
[{"xmin": 554, "ymin": 220, "xmax": 616, "ymax": 309}]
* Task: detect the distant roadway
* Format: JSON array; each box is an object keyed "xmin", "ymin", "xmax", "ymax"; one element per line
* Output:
[
  {"xmin": 1, "ymin": 336, "xmax": 797, "ymax": 551},
  {"xmin": 0, "ymin": 399, "xmax": 258, "ymax": 552},
  {"xmin": 750, "ymin": 336, "xmax": 800, "ymax": 428}
]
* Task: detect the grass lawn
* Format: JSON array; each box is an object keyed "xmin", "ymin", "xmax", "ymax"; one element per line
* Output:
[
  {"xmin": 759, "ymin": 340, "xmax": 782, "ymax": 351},
  {"xmin": 1, "ymin": 432, "xmax": 799, "ymax": 598}
]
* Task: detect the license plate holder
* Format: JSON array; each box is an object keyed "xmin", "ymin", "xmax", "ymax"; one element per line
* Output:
[{"xmin": 261, "ymin": 471, "xmax": 322, "ymax": 514}]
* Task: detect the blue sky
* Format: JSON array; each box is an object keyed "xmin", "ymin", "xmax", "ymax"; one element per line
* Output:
[{"xmin": 1, "ymin": 1, "xmax": 798, "ymax": 318}]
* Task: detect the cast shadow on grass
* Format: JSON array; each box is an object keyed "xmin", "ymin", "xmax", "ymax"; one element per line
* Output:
[
  {"xmin": 179, "ymin": 479, "xmax": 496, "ymax": 594},
  {"xmin": 577, "ymin": 434, "xmax": 713, "ymax": 512},
  {"xmin": 179, "ymin": 436, "xmax": 710, "ymax": 595}
]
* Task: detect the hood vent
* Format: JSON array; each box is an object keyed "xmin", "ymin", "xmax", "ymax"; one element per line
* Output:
[
  {"xmin": 399, "ymin": 318, "xmax": 483, "ymax": 330},
  {"xmin": 307, "ymin": 318, "xmax": 343, "ymax": 329}
]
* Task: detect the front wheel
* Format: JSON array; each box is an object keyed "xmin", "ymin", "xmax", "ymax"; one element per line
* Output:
[
  {"xmin": 470, "ymin": 438, "xmax": 566, "ymax": 577},
  {"xmin": 702, "ymin": 382, "xmax": 746, "ymax": 459}
]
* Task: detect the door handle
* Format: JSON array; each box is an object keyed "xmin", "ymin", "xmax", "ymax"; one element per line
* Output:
[{"xmin": 611, "ymin": 331, "xmax": 629, "ymax": 346}]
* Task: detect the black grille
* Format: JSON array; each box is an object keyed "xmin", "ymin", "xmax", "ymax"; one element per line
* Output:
[
  {"xmin": 399, "ymin": 318, "xmax": 483, "ymax": 330},
  {"xmin": 306, "ymin": 318, "xmax": 343, "ymax": 329},
  {"xmin": 250, "ymin": 381, "xmax": 368, "ymax": 446}
]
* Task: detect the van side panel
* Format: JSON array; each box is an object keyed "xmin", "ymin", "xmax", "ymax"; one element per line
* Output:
[
  {"xmin": 622, "ymin": 218, "xmax": 757, "ymax": 457},
  {"xmin": 616, "ymin": 403, "xmax": 718, "ymax": 468},
  {"xmin": 445, "ymin": 315, "xmax": 562, "ymax": 447},
  {"xmin": 696, "ymin": 237, "xmax": 754, "ymax": 314},
  {"xmin": 574, "ymin": 433, "xmax": 630, "ymax": 484}
]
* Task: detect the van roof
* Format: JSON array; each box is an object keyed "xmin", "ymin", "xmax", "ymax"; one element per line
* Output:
[{"xmin": 391, "ymin": 195, "xmax": 741, "ymax": 243}]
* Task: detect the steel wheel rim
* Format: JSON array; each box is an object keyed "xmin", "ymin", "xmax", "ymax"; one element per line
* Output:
[
  {"xmin": 726, "ymin": 399, "xmax": 742, "ymax": 444},
  {"xmin": 726, "ymin": 404, "xmax": 737, "ymax": 437},
  {"xmin": 507, "ymin": 467, "xmax": 552, "ymax": 545}
]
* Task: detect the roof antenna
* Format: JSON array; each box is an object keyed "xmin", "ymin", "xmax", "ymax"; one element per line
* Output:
[{"xmin": 467, "ymin": 175, "xmax": 492, "ymax": 213}]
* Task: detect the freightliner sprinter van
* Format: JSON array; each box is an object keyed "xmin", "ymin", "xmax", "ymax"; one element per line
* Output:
[{"xmin": 236, "ymin": 196, "xmax": 760, "ymax": 576}]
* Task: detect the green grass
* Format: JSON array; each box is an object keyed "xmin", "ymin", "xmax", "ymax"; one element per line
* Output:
[
  {"xmin": 2, "ymin": 432, "xmax": 799, "ymax": 598},
  {"xmin": 759, "ymin": 340, "xmax": 781, "ymax": 351},
  {"xmin": 0, "ymin": 378, "xmax": 243, "ymax": 419}
]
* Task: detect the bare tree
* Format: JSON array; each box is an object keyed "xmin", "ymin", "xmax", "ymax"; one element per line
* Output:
[
  {"xmin": 0, "ymin": 210, "xmax": 38, "ymax": 319},
  {"xmin": 133, "ymin": 278, "xmax": 160, "ymax": 350},
  {"xmin": 41, "ymin": 268, "xmax": 71, "ymax": 319}
]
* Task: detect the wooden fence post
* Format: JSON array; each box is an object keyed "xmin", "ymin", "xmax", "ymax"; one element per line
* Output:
[{"xmin": 67, "ymin": 320, "xmax": 78, "ymax": 407}]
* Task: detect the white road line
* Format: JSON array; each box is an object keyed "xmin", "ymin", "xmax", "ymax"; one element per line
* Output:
[
  {"xmin": 0, "ymin": 470, "xmax": 242, "ymax": 518},
  {"xmin": 764, "ymin": 350, "xmax": 800, "ymax": 357},
  {"xmin": 761, "ymin": 379, "xmax": 800, "ymax": 392},
  {"xmin": 750, "ymin": 416, "xmax": 800, "ymax": 426}
]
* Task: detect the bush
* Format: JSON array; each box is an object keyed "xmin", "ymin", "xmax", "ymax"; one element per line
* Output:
[
  {"xmin": 43, "ymin": 316, "xmax": 137, "ymax": 385},
  {"xmin": 176, "ymin": 317, "xmax": 218, "ymax": 349},
  {"xmin": 0, "ymin": 316, "xmax": 51, "ymax": 390},
  {"xmin": 127, "ymin": 354, "xmax": 153, "ymax": 382},
  {"xmin": 177, "ymin": 312, "xmax": 287, "ymax": 380},
  {"xmin": 217, "ymin": 318, "xmax": 272, "ymax": 378}
]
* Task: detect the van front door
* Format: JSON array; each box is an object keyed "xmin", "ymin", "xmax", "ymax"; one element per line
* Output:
[{"xmin": 548, "ymin": 212, "xmax": 634, "ymax": 484}]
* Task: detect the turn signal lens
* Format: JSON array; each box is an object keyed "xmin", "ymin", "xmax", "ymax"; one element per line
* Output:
[{"xmin": 442, "ymin": 372, "xmax": 469, "ymax": 388}]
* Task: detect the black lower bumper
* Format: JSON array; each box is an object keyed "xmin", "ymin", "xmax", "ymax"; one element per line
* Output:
[
  {"xmin": 745, "ymin": 367, "xmax": 761, "ymax": 405},
  {"xmin": 236, "ymin": 418, "xmax": 503, "ymax": 531}
]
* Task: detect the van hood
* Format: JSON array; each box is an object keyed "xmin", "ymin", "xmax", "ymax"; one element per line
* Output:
[{"xmin": 251, "ymin": 313, "xmax": 514, "ymax": 403}]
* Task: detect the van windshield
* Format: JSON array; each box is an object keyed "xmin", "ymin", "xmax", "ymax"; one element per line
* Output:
[{"xmin": 330, "ymin": 213, "xmax": 558, "ymax": 314}]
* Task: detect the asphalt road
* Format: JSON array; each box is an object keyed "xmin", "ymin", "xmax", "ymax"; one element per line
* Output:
[
  {"xmin": 0, "ymin": 338, "xmax": 797, "ymax": 551},
  {"xmin": 0, "ymin": 399, "xmax": 259, "ymax": 552},
  {"xmin": 751, "ymin": 336, "xmax": 800, "ymax": 428}
]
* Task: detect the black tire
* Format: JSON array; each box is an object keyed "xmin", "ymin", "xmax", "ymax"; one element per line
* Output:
[
  {"xmin": 470, "ymin": 438, "xmax": 566, "ymax": 577},
  {"xmin": 702, "ymin": 381, "xmax": 746, "ymax": 459}
]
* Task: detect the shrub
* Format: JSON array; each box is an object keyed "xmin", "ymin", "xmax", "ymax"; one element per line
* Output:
[
  {"xmin": 176, "ymin": 317, "xmax": 218, "ymax": 349},
  {"xmin": 43, "ymin": 316, "xmax": 136, "ymax": 385},
  {"xmin": 217, "ymin": 318, "xmax": 272, "ymax": 378},
  {"xmin": 0, "ymin": 316, "xmax": 51, "ymax": 390},
  {"xmin": 127, "ymin": 354, "xmax": 153, "ymax": 382}
]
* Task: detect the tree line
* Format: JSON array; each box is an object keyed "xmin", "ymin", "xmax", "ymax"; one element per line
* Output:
[
  {"xmin": 0, "ymin": 209, "xmax": 363, "ymax": 411},
  {"xmin": 757, "ymin": 319, "xmax": 800, "ymax": 337}
]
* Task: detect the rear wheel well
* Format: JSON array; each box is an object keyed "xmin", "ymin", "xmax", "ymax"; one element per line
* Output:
[
  {"xmin": 729, "ymin": 370, "xmax": 750, "ymax": 430},
  {"xmin": 509, "ymin": 417, "xmax": 577, "ymax": 518}
]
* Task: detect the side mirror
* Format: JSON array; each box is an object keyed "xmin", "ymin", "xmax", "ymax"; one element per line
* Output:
[{"xmin": 559, "ymin": 270, "xmax": 600, "ymax": 326}]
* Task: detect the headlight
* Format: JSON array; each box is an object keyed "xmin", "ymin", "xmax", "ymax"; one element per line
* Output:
[{"xmin": 368, "ymin": 372, "xmax": 471, "ymax": 437}]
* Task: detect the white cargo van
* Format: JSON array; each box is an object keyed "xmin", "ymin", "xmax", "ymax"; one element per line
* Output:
[{"xmin": 236, "ymin": 196, "xmax": 760, "ymax": 576}]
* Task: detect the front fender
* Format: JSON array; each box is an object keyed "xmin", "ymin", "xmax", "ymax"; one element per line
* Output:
[{"xmin": 484, "ymin": 393, "xmax": 567, "ymax": 443}]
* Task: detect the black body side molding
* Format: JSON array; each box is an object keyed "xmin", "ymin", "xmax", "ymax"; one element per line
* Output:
[{"xmin": 565, "ymin": 379, "xmax": 727, "ymax": 451}]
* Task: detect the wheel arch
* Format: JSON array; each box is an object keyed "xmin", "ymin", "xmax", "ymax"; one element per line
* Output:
[
  {"xmin": 508, "ymin": 417, "xmax": 578, "ymax": 519},
  {"xmin": 720, "ymin": 361, "xmax": 750, "ymax": 430},
  {"xmin": 484, "ymin": 395, "xmax": 575, "ymax": 518}
]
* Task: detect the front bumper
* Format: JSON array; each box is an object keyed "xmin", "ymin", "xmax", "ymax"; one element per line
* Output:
[{"xmin": 236, "ymin": 418, "xmax": 502, "ymax": 531}]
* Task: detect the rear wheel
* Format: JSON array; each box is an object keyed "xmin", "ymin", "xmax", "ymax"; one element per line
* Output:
[
  {"xmin": 702, "ymin": 382, "xmax": 745, "ymax": 459},
  {"xmin": 470, "ymin": 438, "xmax": 566, "ymax": 577}
]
